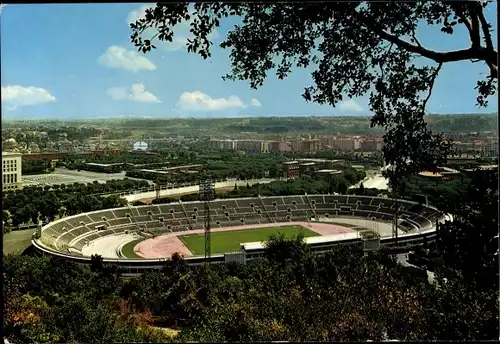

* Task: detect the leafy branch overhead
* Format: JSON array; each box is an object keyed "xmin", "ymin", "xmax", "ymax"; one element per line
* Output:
[{"xmin": 130, "ymin": 1, "xmax": 497, "ymax": 175}]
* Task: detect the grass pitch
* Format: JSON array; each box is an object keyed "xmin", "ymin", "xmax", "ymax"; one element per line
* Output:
[
  {"xmin": 179, "ymin": 225, "xmax": 319, "ymax": 256},
  {"xmin": 3, "ymin": 229, "xmax": 36, "ymax": 255},
  {"xmin": 121, "ymin": 238, "xmax": 144, "ymax": 258}
]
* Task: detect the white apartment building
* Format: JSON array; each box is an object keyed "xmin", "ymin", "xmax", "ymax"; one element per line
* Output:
[{"xmin": 2, "ymin": 152, "xmax": 23, "ymax": 191}]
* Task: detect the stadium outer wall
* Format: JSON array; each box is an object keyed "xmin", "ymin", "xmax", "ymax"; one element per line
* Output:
[{"xmin": 31, "ymin": 194, "xmax": 450, "ymax": 274}]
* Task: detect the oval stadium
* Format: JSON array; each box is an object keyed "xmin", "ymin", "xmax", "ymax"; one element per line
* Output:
[{"xmin": 32, "ymin": 194, "xmax": 452, "ymax": 274}]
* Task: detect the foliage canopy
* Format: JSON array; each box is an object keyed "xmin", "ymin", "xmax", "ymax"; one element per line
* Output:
[{"xmin": 131, "ymin": 1, "xmax": 497, "ymax": 178}]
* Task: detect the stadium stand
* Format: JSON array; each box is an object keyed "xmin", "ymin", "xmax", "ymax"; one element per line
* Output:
[{"xmin": 37, "ymin": 195, "xmax": 446, "ymax": 257}]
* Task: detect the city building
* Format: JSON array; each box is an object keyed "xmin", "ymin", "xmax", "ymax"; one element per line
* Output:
[
  {"xmin": 2, "ymin": 138, "xmax": 17, "ymax": 151},
  {"xmin": 210, "ymin": 139, "xmax": 237, "ymax": 151},
  {"xmin": 299, "ymin": 162, "xmax": 316, "ymax": 175},
  {"xmin": 462, "ymin": 164, "xmax": 499, "ymax": 176},
  {"xmin": 290, "ymin": 138, "xmax": 305, "ymax": 152},
  {"xmin": 483, "ymin": 140, "xmax": 498, "ymax": 157},
  {"xmin": 23, "ymin": 149, "xmax": 122, "ymax": 161},
  {"xmin": 418, "ymin": 167, "xmax": 461, "ymax": 180},
  {"xmin": 236, "ymin": 140, "xmax": 269, "ymax": 153},
  {"xmin": 282, "ymin": 159, "xmax": 345, "ymax": 179},
  {"xmin": 139, "ymin": 164, "xmax": 203, "ymax": 177},
  {"xmin": 84, "ymin": 162, "xmax": 125, "ymax": 173},
  {"xmin": 451, "ymin": 140, "xmax": 485, "ymax": 154},
  {"xmin": 332, "ymin": 138, "xmax": 359, "ymax": 151},
  {"xmin": 360, "ymin": 139, "xmax": 384, "ymax": 152},
  {"xmin": 2, "ymin": 152, "xmax": 23, "ymax": 191},
  {"xmin": 302, "ymin": 138, "xmax": 322, "ymax": 152},
  {"xmin": 447, "ymin": 156, "xmax": 480, "ymax": 167},
  {"xmin": 314, "ymin": 169, "xmax": 343, "ymax": 180},
  {"xmin": 269, "ymin": 141, "xmax": 292, "ymax": 153},
  {"xmin": 350, "ymin": 165, "xmax": 365, "ymax": 171},
  {"xmin": 282, "ymin": 161, "xmax": 300, "ymax": 179},
  {"xmin": 296, "ymin": 158, "xmax": 345, "ymax": 169}
]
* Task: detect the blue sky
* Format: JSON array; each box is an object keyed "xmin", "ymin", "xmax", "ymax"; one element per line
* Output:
[{"xmin": 1, "ymin": 3, "xmax": 498, "ymax": 119}]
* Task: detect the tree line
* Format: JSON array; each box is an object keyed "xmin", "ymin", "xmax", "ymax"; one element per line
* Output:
[
  {"xmin": 127, "ymin": 151, "xmax": 288, "ymax": 184},
  {"xmin": 22, "ymin": 158, "xmax": 52, "ymax": 175},
  {"xmin": 61, "ymin": 151, "xmax": 165, "ymax": 172},
  {"xmin": 3, "ymin": 234, "xmax": 497, "ymax": 343},
  {"xmin": 151, "ymin": 171, "xmax": 365, "ymax": 205},
  {"xmin": 2, "ymin": 179, "xmax": 148, "ymax": 231}
]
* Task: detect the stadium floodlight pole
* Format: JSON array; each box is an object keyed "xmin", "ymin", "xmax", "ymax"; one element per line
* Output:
[
  {"xmin": 155, "ymin": 180, "xmax": 161, "ymax": 201},
  {"xmin": 200, "ymin": 179, "xmax": 215, "ymax": 262},
  {"xmin": 390, "ymin": 167, "xmax": 399, "ymax": 242}
]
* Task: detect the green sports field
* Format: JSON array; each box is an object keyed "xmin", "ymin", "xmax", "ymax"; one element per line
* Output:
[
  {"xmin": 121, "ymin": 238, "xmax": 144, "ymax": 258},
  {"xmin": 178, "ymin": 225, "xmax": 319, "ymax": 255},
  {"xmin": 3, "ymin": 229, "xmax": 36, "ymax": 255}
]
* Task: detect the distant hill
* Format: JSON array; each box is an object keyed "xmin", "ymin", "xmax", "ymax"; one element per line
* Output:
[
  {"xmin": 425, "ymin": 113, "xmax": 497, "ymax": 133},
  {"xmin": 2, "ymin": 113, "xmax": 497, "ymax": 135}
]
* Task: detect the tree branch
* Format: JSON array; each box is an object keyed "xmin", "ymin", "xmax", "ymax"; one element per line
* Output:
[
  {"xmin": 450, "ymin": 5, "xmax": 476, "ymax": 47},
  {"xmin": 423, "ymin": 63, "xmax": 443, "ymax": 112},
  {"xmin": 475, "ymin": 3, "xmax": 494, "ymax": 51},
  {"xmin": 411, "ymin": 28, "xmax": 422, "ymax": 48},
  {"xmin": 467, "ymin": 3, "xmax": 482, "ymax": 50},
  {"xmin": 351, "ymin": 10, "xmax": 498, "ymax": 77},
  {"xmin": 474, "ymin": 1, "xmax": 498, "ymax": 77}
]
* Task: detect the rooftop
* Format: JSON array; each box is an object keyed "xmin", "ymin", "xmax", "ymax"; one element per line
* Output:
[
  {"xmin": 439, "ymin": 166, "xmax": 460, "ymax": 173},
  {"xmin": 85, "ymin": 162, "xmax": 123, "ymax": 167},
  {"xmin": 477, "ymin": 165, "xmax": 499, "ymax": 170},
  {"xmin": 418, "ymin": 171, "xmax": 443, "ymax": 177},
  {"xmin": 316, "ymin": 169, "xmax": 342, "ymax": 174},
  {"xmin": 2, "ymin": 151, "xmax": 22, "ymax": 157},
  {"xmin": 297, "ymin": 158, "xmax": 343, "ymax": 163},
  {"xmin": 241, "ymin": 232, "xmax": 360, "ymax": 251}
]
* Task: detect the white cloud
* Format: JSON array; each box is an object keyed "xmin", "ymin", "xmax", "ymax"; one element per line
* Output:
[
  {"xmin": 127, "ymin": 4, "xmax": 219, "ymax": 52},
  {"xmin": 0, "ymin": 4, "xmax": 6, "ymax": 16},
  {"xmin": 107, "ymin": 83, "xmax": 160, "ymax": 103},
  {"xmin": 1, "ymin": 85, "xmax": 56, "ymax": 110},
  {"xmin": 250, "ymin": 98, "xmax": 262, "ymax": 107},
  {"xmin": 339, "ymin": 99, "xmax": 363, "ymax": 112},
  {"xmin": 126, "ymin": 4, "xmax": 155, "ymax": 24},
  {"xmin": 98, "ymin": 46, "xmax": 156, "ymax": 72},
  {"xmin": 176, "ymin": 91, "xmax": 260, "ymax": 112}
]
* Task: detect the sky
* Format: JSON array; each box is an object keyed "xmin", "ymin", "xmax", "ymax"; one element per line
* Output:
[{"xmin": 1, "ymin": 3, "xmax": 498, "ymax": 119}]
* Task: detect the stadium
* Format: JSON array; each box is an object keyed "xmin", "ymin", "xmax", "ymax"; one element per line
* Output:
[{"xmin": 32, "ymin": 194, "xmax": 451, "ymax": 274}]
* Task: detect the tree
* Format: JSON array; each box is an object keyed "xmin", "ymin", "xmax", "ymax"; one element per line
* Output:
[
  {"xmin": 130, "ymin": 1, "xmax": 496, "ymax": 178},
  {"xmin": 265, "ymin": 232, "xmax": 309, "ymax": 265},
  {"xmin": 432, "ymin": 168, "xmax": 498, "ymax": 290},
  {"xmin": 3, "ymin": 210, "xmax": 11, "ymax": 224},
  {"xmin": 90, "ymin": 254, "xmax": 104, "ymax": 273},
  {"xmin": 329, "ymin": 176, "xmax": 349, "ymax": 194},
  {"xmin": 25, "ymin": 204, "xmax": 39, "ymax": 225},
  {"xmin": 358, "ymin": 182, "xmax": 365, "ymax": 195},
  {"xmin": 4, "ymin": 293, "xmax": 59, "ymax": 344},
  {"xmin": 268, "ymin": 165, "xmax": 279, "ymax": 178}
]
